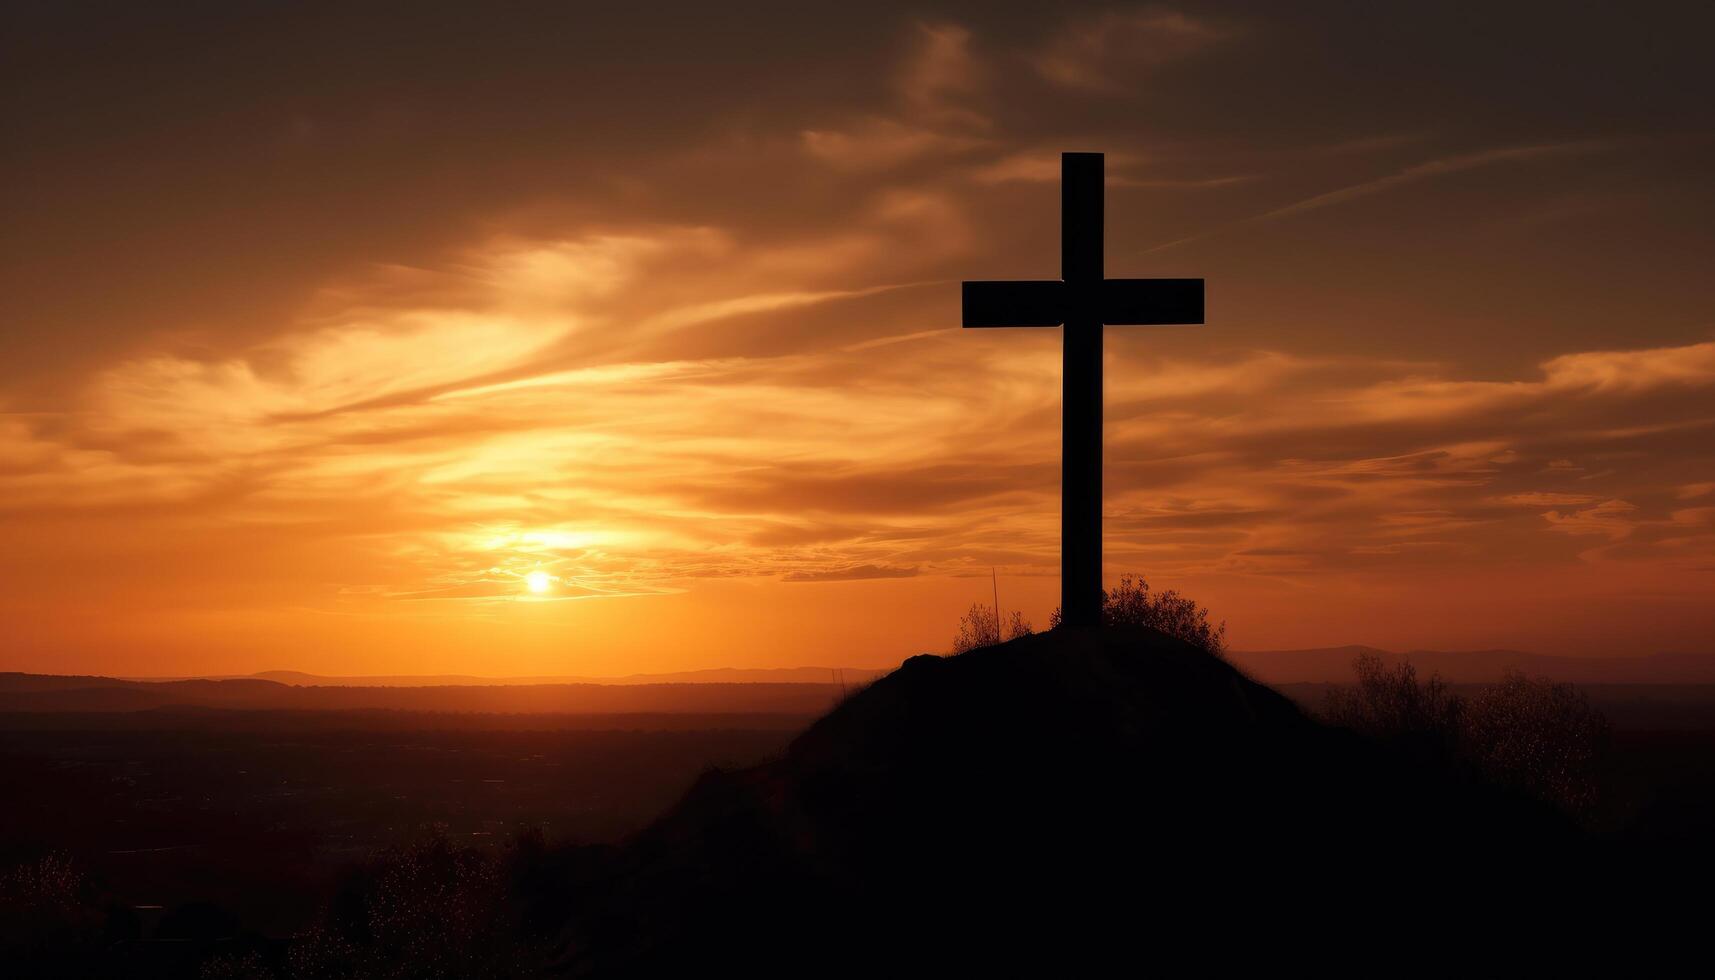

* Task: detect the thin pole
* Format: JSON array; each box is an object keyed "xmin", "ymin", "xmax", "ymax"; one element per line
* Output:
[{"xmin": 991, "ymin": 566, "xmax": 1002, "ymax": 641}]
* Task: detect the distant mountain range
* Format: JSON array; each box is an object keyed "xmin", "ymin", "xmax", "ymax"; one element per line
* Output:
[
  {"xmin": 126, "ymin": 646, "xmax": 1715, "ymax": 687},
  {"xmin": 0, "ymin": 671, "xmax": 854, "ymax": 715},
  {"xmin": 3, "ymin": 645, "xmax": 1712, "ymax": 717},
  {"xmin": 120, "ymin": 666, "xmax": 892, "ymax": 687},
  {"xmin": 1227, "ymin": 646, "xmax": 1715, "ymax": 684}
]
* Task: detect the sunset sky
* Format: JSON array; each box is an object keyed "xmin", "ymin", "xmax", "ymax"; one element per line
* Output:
[{"xmin": 4, "ymin": 2, "xmax": 1713, "ymax": 676}]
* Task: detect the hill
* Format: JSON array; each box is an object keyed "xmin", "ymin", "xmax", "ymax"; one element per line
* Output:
[
  {"xmin": 9, "ymin": 628, "xmax": 1710, "ymax": 976},
  {"xmin": 531, "ymin": 627, "xmax": 1628, "ymax": 975}
]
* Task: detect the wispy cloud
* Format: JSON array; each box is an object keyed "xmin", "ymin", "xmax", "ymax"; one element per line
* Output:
[
  {"xmin": 1147, "ymin": 141, "xmax": 1615, "ymax": 252},
  {"xmin": 799, "ymin": 21, "xmax": 990, "ymax": 173},
  {"xmin": 782, "ymin": 563, "xmax": 920, "ymax": 582},
  {"xmin": 1034, "ymin": 8, "xmax": 1229, "ymax": 92}
]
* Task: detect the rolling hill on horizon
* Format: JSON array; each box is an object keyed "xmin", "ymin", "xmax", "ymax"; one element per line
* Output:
[
  {"xmin": 1229, "ymin": 644, "xmax": 1715, "ymax": 684},
  {"xmin": 136, "ymin": 666, "xmax": 894, "ymax": 687},
  {"xmin": 13, "ymin": 642, "xmax": 1714, "ymax": 691},
  {"xmin": 7, "ymin": 644, "xmax": 1715, "ymax": 731},
  {"xmin": 0, "ymin": 671, "xmax": 848, "ymax": 716}
]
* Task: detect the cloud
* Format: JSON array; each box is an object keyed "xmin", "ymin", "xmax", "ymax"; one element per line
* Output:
[
  {"xmin": 799, "ymin": 21, "xmax": 989, "ymax": 174},
  {"xmin": 15, "ymin": 281, "xmax": 1714, "ymax": 606},
  {"xmin": 11, "ymin": 156, "xmax": 1713, "ymax": 615},
  {"xmin": 390, "ymin": 578, "xmax": 648, "ymax": 601},
  {"xmin": 637, "ymin": 282, "xmax": 921, "ymax": 336},
  {"xmin": 1254, "ymin": 143, "xmax": 1609, "ymax": 223},
  {"xmin": 801, "ymin": 118, "xmax": 987, "ymax": 171},
  {"xmin": 1542, "ymin": 342, "xmax": 1715, "ymax": 393},
  {"xmin": 1148, "ymin": 141, "xmax": 1614, "ymax": 253},
  {"xmin": 1119, "ymin": 174, "xmax": 1256, "ymax": 190},
  {"xmin": 1498, "ymin": 492, "xmax": 1601, "ymax": 507},
  {"xmin": 782, "ymin": 563, "xmax": 920, "ymax": 582},
  {"xmin": 968, "ymin": 152, "xmax": 1066, "ymax": 185},
  {"xmin": 1034, "ymin": 8, "xmax": 1227, "ymax": 92},
  {"xmin": 967, "ymin": 150, "xmax": 1248, "ymax": 190},
  {"xmin": 1543, "ymin": 499, "xmax": 1639, "ymax": 540},
  {"xmin": 896, "ymin": 22, "xmax": 985, "ymax": 129}
]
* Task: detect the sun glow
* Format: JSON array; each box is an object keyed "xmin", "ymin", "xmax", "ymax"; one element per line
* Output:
[{"xmin": 524, "ymin": 570, "xmax": 552, "ymax": 594}]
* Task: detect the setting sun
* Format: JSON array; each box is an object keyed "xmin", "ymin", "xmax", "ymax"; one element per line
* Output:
[{"xmin": 525, "ymin": 571, "xmax": 553, "ymax": 594}]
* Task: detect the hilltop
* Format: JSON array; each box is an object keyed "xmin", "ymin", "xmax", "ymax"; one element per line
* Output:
[{"xmin": 537, "ymin": 627, "xmax": 1609, "ymax": 975}]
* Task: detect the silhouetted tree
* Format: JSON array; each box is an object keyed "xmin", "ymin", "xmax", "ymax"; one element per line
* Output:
[
  {"xmin": 200, "ymin": 950, "xmax": 275, "ymax": 980},
  {"xmin": 951, "ymin": 603, "xmax": 1032, "ymax": 653},
  {"xmin": 1463, "ymin": 670, "xmax": 1610, "ymax": 817},
  {"xmin": 0, "ymin": 853, "xmax": 102, "ymax": 955},
  {"xmin": 288, "ymin": 829, "xmax": 533, "ymax": 980},
  {"xmin": 1322, "ymin": 653, "xmax": 1611, "ymax": 816},
  {"xmin": 1321, "ymin": 653, "xmax": 1462, "ymax": 744},
  {"xmin": 1048, "ymin": 575, "xmax": 1227, "ymax": 657},
  {"xmin": 0, "ymin": 853, "xmax": 87, "ymax": 924}
]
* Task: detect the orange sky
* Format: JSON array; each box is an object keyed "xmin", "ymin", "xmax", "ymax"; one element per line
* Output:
[{"xmin": 3, "ymin": 4, "xmax": 1714, "ymax": 676}]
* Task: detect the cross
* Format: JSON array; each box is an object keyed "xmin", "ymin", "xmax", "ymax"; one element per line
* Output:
[{"xmin": 962, "ymin": 152, "xmax": 1204, "ymax": 630}]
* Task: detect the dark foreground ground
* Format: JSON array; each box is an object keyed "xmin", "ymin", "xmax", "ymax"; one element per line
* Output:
[
  {"xmin": 0, "ymin": 718, "xmax": 803, "ymax": 954},
  {"xmin": 4, "ymin": 642, "xmax": 1715, "ymax": 977}
]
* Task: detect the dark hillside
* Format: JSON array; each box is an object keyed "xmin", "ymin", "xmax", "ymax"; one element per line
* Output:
[{"xmin": 547, "ymin": 627, "xmax": 1612, "ymax": 975}]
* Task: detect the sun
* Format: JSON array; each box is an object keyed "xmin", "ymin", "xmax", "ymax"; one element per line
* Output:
[{"xmin": 524, "ymin": 570, "xmax": 552, "ymax": 594}]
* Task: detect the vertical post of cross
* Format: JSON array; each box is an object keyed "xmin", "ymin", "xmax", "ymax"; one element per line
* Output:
[{"xmin": 1061, "ymin": 152, "xmax": 1104, "ymax": 629}]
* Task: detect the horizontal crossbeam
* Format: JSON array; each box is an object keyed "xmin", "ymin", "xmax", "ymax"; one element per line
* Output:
[
  {"xmin": 1100, "ymin": 278, "xmax": 1204, "ymax": 325},
  {"xmin": 962, "ymin": 280, "xmax": 1064, "ymax": 327},
  {"xmin": 962, "ymin": 278, "xmax": 1205, "ymax": 328}
]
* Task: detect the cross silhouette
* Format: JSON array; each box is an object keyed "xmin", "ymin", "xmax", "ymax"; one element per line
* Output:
[{"xmin": 962, "ymin": 152, "xmax": 1204, "ymax": 629}]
